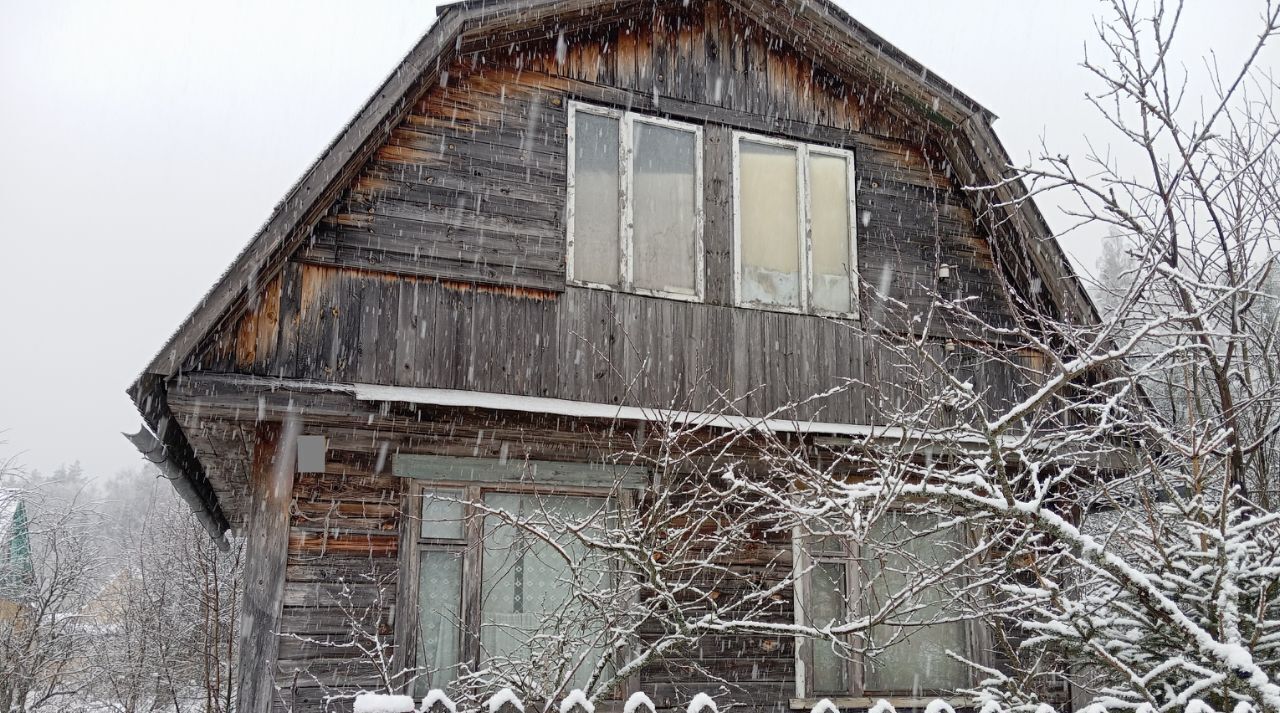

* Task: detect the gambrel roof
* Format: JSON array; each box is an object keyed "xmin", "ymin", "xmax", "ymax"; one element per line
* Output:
[
  {"xmin": 134, "ymin": 0, "xmax": 1095, "ymax": 384},
  {"xmin": 126, "ymin": 0, "xmax": 1100, "ymax": 541}
]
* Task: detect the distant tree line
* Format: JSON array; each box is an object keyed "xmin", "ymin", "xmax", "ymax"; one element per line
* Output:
[{"xmin": 0, "ymin": 454, "xmax": 242, "ymax": 713}]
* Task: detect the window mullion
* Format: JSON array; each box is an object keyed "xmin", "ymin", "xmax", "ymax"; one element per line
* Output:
[
  {"xmin": 620, "ymin": 114, "xmax": 635, "ymax": 290},
  {"xmin": 693, "ymin": 124, "xmax": 706, "ymax": 302},
  {"xmin": 846, "ymin": 150, "xmax": 859, "ymax": 317},
  {"xmin": 565, "ymin": 103, "xmax": 578, "ymax": 284},
  {"xmin": 395, "ymin": 481, "xmax": 423, "ymax": 692},
  {"xmin": 849, "ymin": 540, "xmax": 865, "ymax": 697},
  {"xmin": 460, "ymin": 485, "xmax": 484, "ymax": 675},
  {"xmin": 793, "ymin": 528, "xmax": 812, "ymax": 699},
  {"xmin": 799, "ymin": 144, "xmax": 812, "ymax": 314},
  {"xmin": 731, "ymin": 132, "xmax": 742, "ymax": 307}
]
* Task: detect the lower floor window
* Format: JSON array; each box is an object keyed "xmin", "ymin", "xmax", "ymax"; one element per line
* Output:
[
  {"xmin": 409, "ymin": 485, "xmax": 617, "ymax": 695},
  {"xmin": 803, "ymin": 512, "xmax": 972, "ymax": 696}
]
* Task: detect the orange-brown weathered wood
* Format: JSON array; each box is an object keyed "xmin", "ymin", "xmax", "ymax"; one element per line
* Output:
[{"xmin": 236, "ymin": 422, "xmax": 297, "ymax": 713}]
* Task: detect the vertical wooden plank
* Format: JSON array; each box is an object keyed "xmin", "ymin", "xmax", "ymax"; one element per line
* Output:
[
  {"xmin": 355, "ymin": 273, "xmax": 382, "ymax": 385},
  {"xmin": 445, "ymin": 286, "xmax": 468, "ymax": 391},
  {"xmin": 334, "ymin": 270, "xmax": 365, "ymax": 383},
  {"xmin": 731, "ymin": 307, "xmax": 751, "ymax": 414},
  {"xmin": 702, "ymin": 0, "xmax": 722, "ymax": 106},
  {"xmin": 685, "ymin": 302, "xmax": 707, "ymax": 409},
  {"xmin": 505, "ymin": 297, "xmax": 527, "ymax": 396},
  {"xmin": 664, "ymin": 299, "xmax": 681, "ymax": 407},
  {"xmin": 394, "ymin": 279, "xmax": 420, "ymax": 387},
  {"xmin": 466, "ymin": 291, "xmax": 491, "ymax": 392},
  {"xmin": 252, "ymin": 275, "xmax": 283, "ymax": 376},
  {"xmin": 237, "ymin": 422, "xmax": 297, "ymax": 713},
  {"xmin": 835, "ymin": 324, "xmax": 860, "ymax": 423},
  {"xmin": 536, "ymin": 293, "xmax": 558, "ymax": 397},
  {"xmin": 806, "ymin": 317, "xmax": 826, "ymax": 421},
  {"xmin": 297, "ymin": 264, "xmax": 334, "ymax": 381},
  {"xmin": 707, "ymin": 304, "xmax": 732, "ymax": 409},
  {"xmin": 618, "ymin": 294, "xmax": 646, "ymax": 406},
  {"xmin": 649, "ymin": 7, "xmax": 667, "ymax": 103},
  {"xmin": 274, "ymin": 261, "xmax": 303, "ymax": 379},
  {"xmin": 703, "ymin": 124, "xmax": 734, "ymax": 306},
  {"xmin": 556, "ymin": 287, "xmax": 580, "ymax": 402},
  {"xmin": 372, "ymin": 275, "xmax": 399, "ymax": 386}
]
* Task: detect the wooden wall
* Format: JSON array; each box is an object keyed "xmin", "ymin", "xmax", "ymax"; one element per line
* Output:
[
  {"xmin": 187, "ymin": 0, "xmax": 1030, "ymax": 423},
  {"xmin": 185, "ymin": 397, "xmax": 804, "ymax": 713},
  {"xmin": 288, "ymin": 1, "xmax": 1014, "ymax": 325},
  {"xmin": 276, "ymin": 459, "xmax": 402, "ymax": 713},
  {"xmin": 199, "ymin": 266, "xmax": 1034, "ymax": 424},
  {"xmin": 174, "ymin": 5, "xmax": 1051, "ymax": 708}
]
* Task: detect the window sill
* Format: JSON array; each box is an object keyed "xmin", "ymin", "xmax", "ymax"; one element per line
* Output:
[
  {"xmin": 790, "ymin": 697, "xmax": 971, "ymax": 710},
  {"xmin": 568, "ymin": 280, "xmax": 704, "ymax": 304},
  {"xmin": 734, "ymin": 299, "xmax": 861, "ymax": 322}
]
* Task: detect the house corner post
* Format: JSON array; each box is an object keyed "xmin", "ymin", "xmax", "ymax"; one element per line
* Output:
[{"xmin": 236, "ymin": 420, "xmax": 298, "ymax": 713}]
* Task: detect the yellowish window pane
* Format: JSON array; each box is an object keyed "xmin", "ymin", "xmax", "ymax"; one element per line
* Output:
[
  {"xmin": 809, "ymin": 154, "xmax": 852, "ymax": 313},
  {"xmin": 739, "ymin": 141, "xmax": 800, "ymax": 309},
  {"xmin": 572, "ymin": 112, "xmax": 621, "ymax": 285}
]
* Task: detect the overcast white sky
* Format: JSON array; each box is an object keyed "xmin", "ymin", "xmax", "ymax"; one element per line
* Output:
[{"xmin": 0, "ymin": 0, "xmax": 1274, "ymax": 480}]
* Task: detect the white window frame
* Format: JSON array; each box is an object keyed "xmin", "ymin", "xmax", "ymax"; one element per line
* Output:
[
  {"xmin": 731, "ymin": 131, "xmax": 859, "ymax": 318},
  {"xmin": 566, "ymin": 100, "xmax": 705, "ymax": 303}
]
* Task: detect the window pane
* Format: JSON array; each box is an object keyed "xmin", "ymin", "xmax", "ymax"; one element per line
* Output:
[
  {"xmin": 421, "ymin": 488, "xmax": 466, "ymax": 540},
  {"xmin": 480, "ymin": 493, "xmax": 613, "ymax": 688},
  {"xmin": 572, "ymin": 112, "xmax": 621, "ymax": 285},
  {"xmin": 416, "ymin": 549, "xmax": 463, "ymax": 694},
  {"xmin": 810, "ymin": 561, "xmax": 849, "ymax": 693},
  {"xmin": 809, "ymin": 154, "xmax": 852, "ymax": 313},
  {"xmin": 739, "ymin": 141, "xmax": 801, "ymax": 309},
  {"xmin": 633, "ymin": 122, "xmax": 698, "ymax": 295},
  {"xmin": 863, "ymin": 513, "xmax": 968, "ymax": 692}
]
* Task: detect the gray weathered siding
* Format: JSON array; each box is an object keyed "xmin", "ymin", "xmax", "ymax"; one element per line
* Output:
[{"xmin": 189, "ymin": 0, "xmax": 1027, "ymax": 419}]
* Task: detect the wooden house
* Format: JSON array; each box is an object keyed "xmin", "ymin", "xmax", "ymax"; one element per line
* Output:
[
  {"xmin": 125, "ymin": 0, "xmax": 1095, "ymax": 711},
  {"xmin": 0, "ymin": 492, "xmax": 33, "ymax": 619}
]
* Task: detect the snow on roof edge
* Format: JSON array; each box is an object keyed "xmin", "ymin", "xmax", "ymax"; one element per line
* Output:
[{"xmin": 350, "ymin": 383, "xmax": 986, "ymax": 445}]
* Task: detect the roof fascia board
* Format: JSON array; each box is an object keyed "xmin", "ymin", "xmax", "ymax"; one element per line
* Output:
[
  {"xmin": 138, "ymin": 6, "xmax": 470, "ymax": 379},
  {"xmin": 754, "ymin": 0, "xmax": 994, "ymax": 122},
  {"xmin": 138, "ymin": 0, "xmax": 593, "ymax": 382},
  {"xmin": 957, "ymin": 119, "xmax": 1100, "ymax": 325}
]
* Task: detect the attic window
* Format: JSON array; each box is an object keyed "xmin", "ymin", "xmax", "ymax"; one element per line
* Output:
[
  {"xmin": 566, "ymin": 101, "xmax": 704, "ymax": 301},
  {"xmin": 733, "ymin": 132, "xmax": 858, "ymax": 316}
]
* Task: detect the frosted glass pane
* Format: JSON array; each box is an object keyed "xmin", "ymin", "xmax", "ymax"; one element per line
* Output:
[
  {"xmin": 810, "ymin": 561, "xmax": 849, "ymax": 693},
  {"xmin": 633, "ymin": 122, "xmax": 698, "ymax": 295},
  {"xmin": 572, "ymin": 112, "xmax": 621, "ymax": 285},
  {"xmin": 480, "ymin": 493, "xmax": 613, "ymax": 688},
  {"xmin": 863, "ymin": 514, "xmax": 968, "ymax": 692},
  {"xmin": 421, "ymin": 488, "xmax": 466, "ymax": 540},
  {"xmin": 810, "ymin": 154, "xmax": 852, "ymax": 313},
  {"xmin": 739, "ymin": 141, "xmax": 800, "ymax": 308},
  {"xmin": 416, "ymin": 549, "xmax": 463, "ymax": 693}
]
